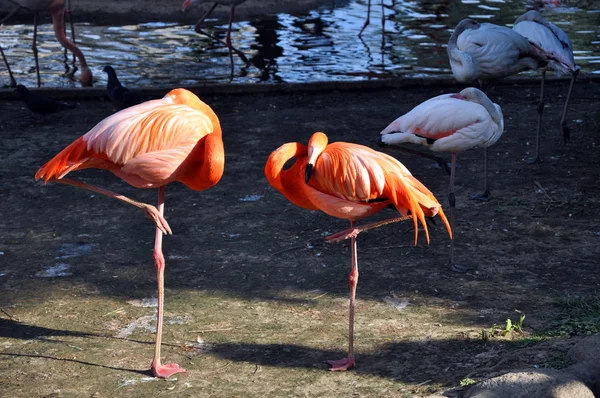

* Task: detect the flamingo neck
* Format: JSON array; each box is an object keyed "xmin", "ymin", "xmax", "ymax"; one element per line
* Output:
[
  {"xmin": 265, "ymin": 142, "xmax": 315, "ymax": 210},
  {"xmin": 51, "ymin": 8, "xmax": 93, "ymax": 85}
]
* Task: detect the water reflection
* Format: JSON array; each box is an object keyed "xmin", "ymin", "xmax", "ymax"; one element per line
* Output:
[{"xmin": 0, "ymin": 0, "xmax": 598, "ymax": 88}]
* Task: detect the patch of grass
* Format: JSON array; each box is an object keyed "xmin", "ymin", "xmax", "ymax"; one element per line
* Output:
[
  {"xmin": 546, "ymin": 294, "xmax": 600, "ymax": 337},
  {"xmin": 460, "ymin": 377, "xmax": 477, "ymax": 387},
  {"xmin": 481, "ymin": 312, "xmax": 526, "ymax": 341}
]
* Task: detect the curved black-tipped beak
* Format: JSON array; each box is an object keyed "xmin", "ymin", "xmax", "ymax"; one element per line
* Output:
[
  {"xmin": 377, "ymin": 136, "xmax": 388, "ymax": 148},
  {"xmin": 305, "ymin": 164, "xmax": 314, "ymax": 183}
]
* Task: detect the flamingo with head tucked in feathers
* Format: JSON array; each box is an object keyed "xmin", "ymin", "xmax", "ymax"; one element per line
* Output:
[
  {"xmin": 447, "ymin": 18, "xmax": 551, "ymax": 171},
  {"xmin": 1, "ymin": 0, "xmax": 92, "ymax": 87},
  {"xmin": 380, "ymin": 87, "xmax": 503, "ymax": 271},
  {"xmin": 35, "ymin": 88, "xmax": 225, "ymax": 378},
  {"xmin": 513, "ymin": 10, "xmax": 579, "ymax": 163},
  {"xmin": 265, "ymin": 132, "xmax": 451, "ymax": 371}
]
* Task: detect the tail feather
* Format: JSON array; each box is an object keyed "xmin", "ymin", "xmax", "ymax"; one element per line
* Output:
[{"xmin": 35, "ymin": 137, "xmax": 91, "ymax": 182}]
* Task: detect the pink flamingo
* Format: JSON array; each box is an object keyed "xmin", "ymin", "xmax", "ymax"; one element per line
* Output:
[
  {"xmin": 35, "ymin": 88, "xmax": 225, "ymax": 378},
  {"xmin": 1, "ymin": 0, "xmax": 92, "ymax": 87},
  {"xmin": 380, "ymin": 87, "xmax": 504, "ymax": 270},
  {"xmin": 266, "ymin": 132, "xmax": 451, "ymax": 371},
  {"xmin": 513, "ymin": 10, "xmax": 579, "ymax": 163}
]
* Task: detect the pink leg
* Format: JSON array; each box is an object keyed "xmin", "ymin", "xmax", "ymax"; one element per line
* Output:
[
  {"xmin": 48, "ymin": 178, "xmax": 172, "ymax": 234},
  {"xmin": 226, "ymin": 6, "xmax": 235, "ymax": 75},
  {"xmin": 327, "ymin": 221, "xmax": 358, "ymax": 371},
  {"xmin": 33, "ymin": 12, "xmax": 41, "ymax": 87},
  {"xmin": 150, "ymin": 186, "xmax": 186, "ymax": 378},
  {"xmin": 327, "ymin": 215, "xmax": 411, "ymax": 243}
]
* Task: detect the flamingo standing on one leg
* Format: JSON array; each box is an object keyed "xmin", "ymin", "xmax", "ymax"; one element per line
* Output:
[
  {"xmin": 447, "ymin": 18, "xmax": 550, "ymax": 177},
  {"xmin": 379, "ymin": 87, "xmax": 504, "ymax": 270},
  {"xmin": 265, "ymin": 132, "xmax": 451, "ymax": 371},
  {"xmin": 2, "ymin": 0, "xmax": 92, "ymax": 87},
  {"xmin": 182, "ymin": 0, "xmax": 252, "ymax": 75},
  {"xmin": 513, "ymin": 10, "xmax": 579, "ymax": 163},
  {"xmin": 34, "ymin": 88, "xmax": 225, "ymax": 378}
]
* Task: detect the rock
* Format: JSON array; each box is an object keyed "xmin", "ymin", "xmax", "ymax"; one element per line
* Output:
[
  {"xmin": 464, "ymin": 369, "xmax": 594, "ymax": 398},
  {"xmin": 569, "ymin": 332, "xmax": 600, "ymax": 363}
]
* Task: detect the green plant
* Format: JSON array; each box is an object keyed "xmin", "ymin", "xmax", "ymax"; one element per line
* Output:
[{"xmin": 460, "ymin": 377, "xmax": 477, "ymax": 387}]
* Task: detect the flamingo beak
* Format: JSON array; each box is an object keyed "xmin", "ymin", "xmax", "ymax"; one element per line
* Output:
[{"xmin": 305, "ymin": 164, "xmax": 314, "ymax": 184}]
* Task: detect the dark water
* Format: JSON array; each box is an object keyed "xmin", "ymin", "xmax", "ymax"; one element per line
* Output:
[{"xmin": 1, "ymin": 0, "xmax": 598, "ymax": 88}]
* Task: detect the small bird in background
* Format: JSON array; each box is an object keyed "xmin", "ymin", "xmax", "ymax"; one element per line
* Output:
[
  {"xmin": 102, "ymin": 65, "xmax": 141, "ymax": 110},
  {"xmin": 513, "ymin": 10, "xmax": 579, "ymax": 162},
  {"xmin": 266, "ymin": 132, "xmax": 451, "ymax": 371},
  {"xmin": 15, "ymin": 84, "xmax": 76, "ymax": 116},
  {"xmin": 380, "ymin": 87, "xmax": 504, "ymax": 271}
]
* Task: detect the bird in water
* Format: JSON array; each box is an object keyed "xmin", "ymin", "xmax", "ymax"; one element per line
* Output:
[
  {"xmin": 447, "ymin": 18, "xmax": 551, "ymax": 166},
  {"xmin": 182, "ymin": 0, "xmax": 252, "ymax": 75},
  {"xmin": 35, "ymin": 88, "xmax": 225, "ymax": 378},
  {"xmin": 513, "ymin": 10, "xmax": 579, "ymax": 163},
  {"xmin": 265, "ymin": 132, "xmax": 451, "ymax": 371},
  {"xmin": 1, "ymin": 0, "xmax": 92, "ymax": 87},
  {"xmin": 15, "ymin": 84, "xmax": 76, "ymax": 116},
  {"xmin": 379, "ymin": 87, "xmax": 503, "ymax": 271},
  {"xmin": 102, "ymin": 65, "xmax": 141, "ymax": 110}
]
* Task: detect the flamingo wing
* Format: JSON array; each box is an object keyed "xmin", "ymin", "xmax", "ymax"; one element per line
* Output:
[
  {"xmin": 380, "ymin": 96, "xmax": 496, "ymax": 152},
  {"xmin": 513, "ymin": 20, "xmax": 575, "ymax": 73},
  {"xmin": 458, "ymin": 24, "xmax": 540, "ymax": 79},
  {"xmin": 36, "ymin": 96, "xmax": 215, "ymax": 186},
  {"xmin": 307, "ymin": 143, "xmax": 449, "ymax": 243}
]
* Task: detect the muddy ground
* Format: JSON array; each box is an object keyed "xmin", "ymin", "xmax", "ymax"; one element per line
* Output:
[{"xmin": 0, "ymin": 79, "xmax": 600, "ymax": 397}]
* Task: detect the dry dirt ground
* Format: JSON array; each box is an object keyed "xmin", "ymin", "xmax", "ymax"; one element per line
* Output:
[{"xmin": 0, "ymin": 79, "xmax": 599, "ymax": 397}]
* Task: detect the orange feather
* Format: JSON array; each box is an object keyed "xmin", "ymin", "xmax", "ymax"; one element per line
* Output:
[
  {"xmin": 265, "ymin": 132, "xmax": 452, "ymax": 245},
  {"xmin": 35, "ymin": 88, "xmax": 224, "ymax": 191}
]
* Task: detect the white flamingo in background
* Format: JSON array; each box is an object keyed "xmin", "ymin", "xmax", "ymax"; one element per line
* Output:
[
  {"xmin": 1, "ymin": 0, "xmax": 92, "ymax": 87},
  {"xmin": 513, "ymin": 10, "xmax": 579, "ymax": 163},
  {"xmin": 182, "ymin": 0, "xmax": 252, "ymax": 75},
  {"xmin": 379, "ymin": 87, "xmax": 504, "ymax": 270},
  {"xmin": 447, "ymin": 18, "xmax": 551, "ymax": 168}
]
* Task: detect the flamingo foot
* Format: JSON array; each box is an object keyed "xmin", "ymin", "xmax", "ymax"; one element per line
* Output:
[
  {"xmin": 151, "ymin": 362, "xmax": 186, "ymax": 378},
  {"xmin": 327, "ymin": 228, "xmax": 361, "ymax": 243},
  {"xmin": 468, "ymin": 189, "xmax": 491, "ymax": 202},
  {"xmin": 527, "ymin": 156, "xmax": 542, "ymax": 165},
  {"xmin": 327, "ymin": 356, "xmax": 355, "ymax": 371},
  {"xmin": 143, "ymin": 204, "xmax": 173, "ymax": 235}
]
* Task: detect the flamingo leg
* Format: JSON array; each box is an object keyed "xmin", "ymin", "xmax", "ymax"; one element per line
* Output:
[
  {"xmin": 327, "ymin": 215, "xmax": 412, "ymax": 243},
  {"xmin": 226, "ymin": 5, "xmax": 236, "ymax": 76},
  {"xmin": 193, "ymin": 3, "xmax": 250, "ymax": 66},
  {"xmin": 66, "ymin": 0, "xmax": 77, "ymax": 65},
  {"xmin": 150, "ymin": 186, "xmax": 186, "ymax": 378},
  {"xmin": 358, "ymin": 0, "xmax": 371, "ymax": 37},
  {"xmin": 32, "ymin": 12, "xmax": 41, "ymax": 87},
  {"xmin": 468, "ymin": 147, "xmax": 491, "ymax": 201},
  {"xmin": 0, "ymin": 46, "xmax": 17, "ymax": 87},
  {"xmin": 448, "ymin": 152, "xmax": 457, "ymax": 266},
  {"xmin": 327, "ymin": 221, "xmax": 358, "ymax": 371},
  {"xmin": 380, "ymin": 0, "xmax": 385, "ymax": 50},
  {"xmin": 529, "ymin": 69, "xmax": 546, "ymax": 164},
  {"xmin": 559, "ymin": 69, "xmax": 578, "ymax": 144},
  {"xmin": 45, "ymin": 177, "xmax": 172, "ymax": 235}
]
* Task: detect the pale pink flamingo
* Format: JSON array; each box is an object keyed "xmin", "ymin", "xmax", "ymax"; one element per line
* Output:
[
  {"xmin": 380, "ymin": 87, "xmax": 503, "ymax": 269},
  {"xmin": 182, "ymin": 0, "xmax": 251, "ymax": 75},
  {"xmin": 513, "ymin": 10, "xmax": 579, "ymax": 163},
  {"xmin": 266, "ymin": 132, "xmax": 451, "ymax": 371},
  {"xmin": 35, "ymin": 88, "xmax": 225, "ymax": 378},
  {"xmin": 447, "ymin": 18, "xmax": 551, "ymax": 166},
  {"xmin": 1, "ymin": 0, "xmax": 92, "ymax": 87}
]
